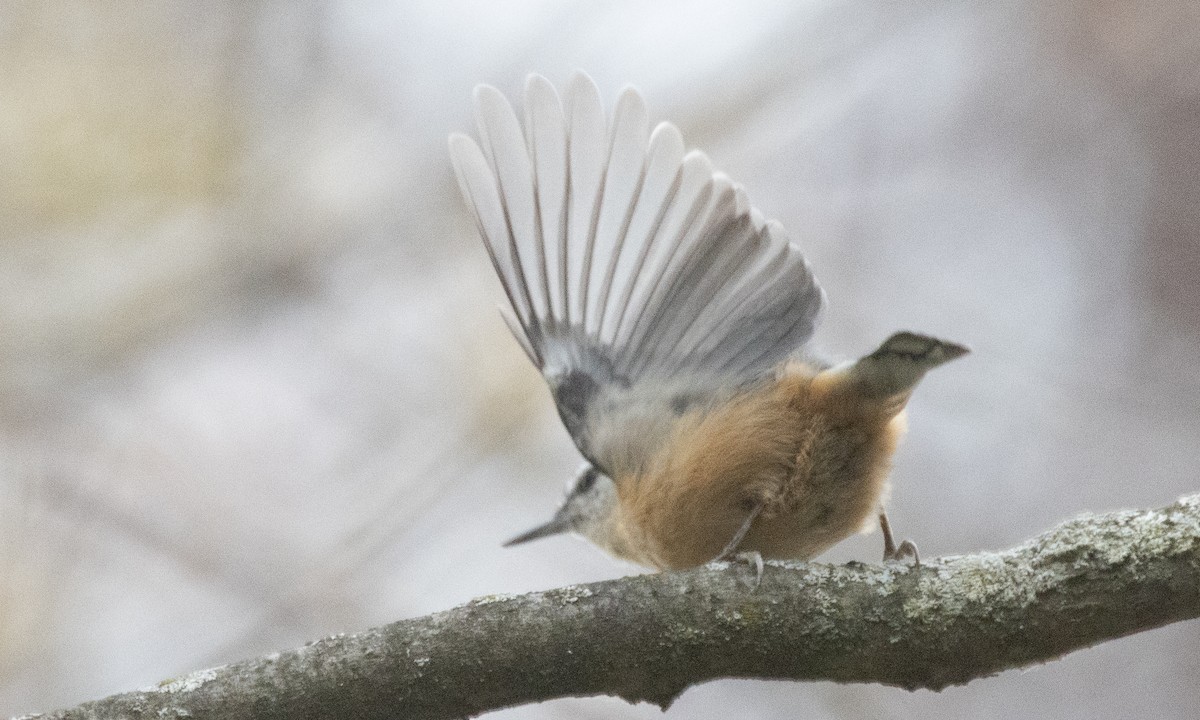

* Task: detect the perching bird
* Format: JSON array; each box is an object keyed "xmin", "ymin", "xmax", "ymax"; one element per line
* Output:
[{"xmin": 448, "ymin": 72, "xmax": 967, "ymax": 571}]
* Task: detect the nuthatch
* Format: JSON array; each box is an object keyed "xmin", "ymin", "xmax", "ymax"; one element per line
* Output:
[{"xmin": 449, "ymin": 72, "xmax": 967, "ymax": 571}]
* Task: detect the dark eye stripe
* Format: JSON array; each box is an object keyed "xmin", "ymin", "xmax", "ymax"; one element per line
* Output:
[{"xmin": 575, "ymin": 467, "xmax": 598, "ymax": 493}]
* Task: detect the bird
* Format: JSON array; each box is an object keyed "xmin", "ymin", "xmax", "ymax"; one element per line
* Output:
[{"xmin": 447, "ymin": 71, "xmax": 967, "ymax": 571}]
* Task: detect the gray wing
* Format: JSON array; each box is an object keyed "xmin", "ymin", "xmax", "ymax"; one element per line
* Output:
[{"xmin": 449, "ymin": 72, "xmax": 824, "ymax": 467}]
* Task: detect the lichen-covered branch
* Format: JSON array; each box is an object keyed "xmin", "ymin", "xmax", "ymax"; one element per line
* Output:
[{"xmin": 26, "ymin": 494, "xmax": 1200, "ymax": 720}]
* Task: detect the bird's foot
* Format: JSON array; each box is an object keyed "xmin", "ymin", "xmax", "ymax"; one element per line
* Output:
[
  {"xmin": 884, "ymin": 539, "xmax": 920, "ymax": 565},
  {"xmin": 710, "ymin": 505, "xmax": 765, "ymax": 589},
  {"xmin": 735, "ymin": 550, "xmax": 764, "ymax": 589},
  {"xmin": 880, "ymin": 510, "xmax": 921, "ymax": 566},
  {"xmin": 707, "ymin": 550, "xmax": 764, "ymax": 589}
]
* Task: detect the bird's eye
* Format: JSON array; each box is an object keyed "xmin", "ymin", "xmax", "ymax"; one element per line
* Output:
[{"xmin": 575, "ymin": 468, "xmax": 598, "ymax": 493}]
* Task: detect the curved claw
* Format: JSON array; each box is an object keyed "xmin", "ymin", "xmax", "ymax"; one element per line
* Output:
[
  {"xmin": 736, "ymin": 550, "xmax": 765, "ymax": 589},
  {"xmin": 885, "ymin": 539, "xmax": 921, "ymax": 565}
]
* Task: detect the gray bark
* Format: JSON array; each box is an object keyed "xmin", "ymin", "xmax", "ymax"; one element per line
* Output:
[{"xmin": 23, "ymin": 494, "xmax": 1200, "ymax": 720}]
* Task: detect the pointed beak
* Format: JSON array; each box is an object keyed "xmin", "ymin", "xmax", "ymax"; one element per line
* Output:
[
  {"xmin": 503, "ymin": 513, "xmax": 572, "ymax": 547},
  {"xmin": 938, "ymin": 340, "xmax": 971, "ymax": 362}
]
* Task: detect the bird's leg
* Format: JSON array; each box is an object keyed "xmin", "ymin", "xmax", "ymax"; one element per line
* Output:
[
  {"xmin": 716, "ymin": 503, "xmax": 762, "ymax": 560},
  {"xmin": 879, "ymin": 510, "xmax": 920, "ymax": 564},
  {"xmin": 713, "ymin": 504, "xmax": 764, "ymax": 586}
]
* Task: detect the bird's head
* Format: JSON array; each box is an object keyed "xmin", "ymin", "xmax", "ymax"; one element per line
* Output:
[{"xmin": 504, "ymin": 463, "xmax": 620, "ymax": 550}]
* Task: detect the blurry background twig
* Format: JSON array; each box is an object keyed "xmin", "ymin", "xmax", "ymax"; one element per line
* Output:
[{"xmin": 2, "ymin": 2, "xmax": 1199, "ymax": 718}]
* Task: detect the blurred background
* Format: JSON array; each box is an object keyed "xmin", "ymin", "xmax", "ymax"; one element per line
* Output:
[{"xmin": 2, "ymin": 1, "xmax": 1198, "ymax": 718}]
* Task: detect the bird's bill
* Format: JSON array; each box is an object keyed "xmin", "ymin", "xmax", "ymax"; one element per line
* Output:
[{"xmin": 502, "ymin": 514, "xmax": 573, "ymax": 547}]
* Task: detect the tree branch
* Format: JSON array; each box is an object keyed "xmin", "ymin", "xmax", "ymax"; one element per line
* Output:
[{"xmin": 26, "ymin": 494, "xmax": 1200, "ymax": 720}]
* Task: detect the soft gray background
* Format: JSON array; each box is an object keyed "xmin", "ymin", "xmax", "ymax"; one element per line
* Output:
[{"xmin": 2, "ymin": 1, "xmax": 1199, "ymax": 718}]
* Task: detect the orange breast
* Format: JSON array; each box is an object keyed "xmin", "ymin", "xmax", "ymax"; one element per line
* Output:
[{"xmin": 615, "ymin": 363, "xmax": 907, "ymax": 569}]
